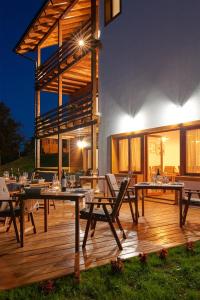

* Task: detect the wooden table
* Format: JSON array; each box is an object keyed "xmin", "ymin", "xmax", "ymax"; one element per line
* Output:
[
  {"xmin": 19, "ymin": 189, "xmax": 87, "ymax": 280},
  {"xmin": 134, "ymin": 182, "xmax": 184, "ymax": 227}
]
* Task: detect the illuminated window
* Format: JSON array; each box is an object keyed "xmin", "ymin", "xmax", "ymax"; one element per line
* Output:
[
  {"xmin": 186, "ymin": 129, "xmax": 200, "ymax": 174},
  {"xmin": 130, "ymin": 137, "xmax": 141, "ymax": 172},
  {"xmin": 118, "ymin": 138, "xmax": 129, "ymax": 172},
  {"xmin": 105, "ymin": 0, "xmax": 121, "ymax": 25}
]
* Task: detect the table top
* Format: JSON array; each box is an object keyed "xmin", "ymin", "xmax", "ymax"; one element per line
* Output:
[
  {"xmin": 79, "ymin": 176, "xmax": 105, "ymax": 180},
  {"xmin": 135, "ymin": 182, "xmax": 184, "ymax": 189},
  {"xmin": 40, "ymin": 188, "xmax": 91, "ymax": 199}
]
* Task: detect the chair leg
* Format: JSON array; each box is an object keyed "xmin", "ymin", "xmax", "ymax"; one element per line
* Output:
[
  {"xmin": 183, "ymin": 193, "xmax": 192, "ymax": 225},
  {"xmin": 103, "ymin": 206, "xmax": 123, "ymax": 250},
  {"xmin": 82, "ymin": 204, "xmax": 94, "ymax": 248},
  {"xmin": 91, "ymin": 220, "xmax": 97, "ymax": 237},
  {"xmin": 9, "ymin": 202, "xmax": 20, "ymax": 243},
  {"xmin": 52, "ymin": 200, "xmax": 56, "ymax": 210},
  {"xmin": 5, "ymin": 217, "xmax": 12, "ymax": 232},
  {"xmin": 128, "ymin": 200, "xmax": 135, "ymax": 223},
  {"xmin": 116, "ymin": 216, "xmax": 126, "ymax": 239},
  {"xmin": 29, "ymin": 212, "xmax": 36, "ymax": 234}
]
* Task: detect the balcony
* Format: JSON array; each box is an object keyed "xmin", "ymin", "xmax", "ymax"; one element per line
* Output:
[
  {"xmin": 35, "ymin": 93, "xmax": 95, "ymax": 138},
  {"xmin": 35, "ymin": 19, "xmax": 92, "ymax": 91}
]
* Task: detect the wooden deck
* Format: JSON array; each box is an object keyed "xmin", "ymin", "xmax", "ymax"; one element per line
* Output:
[{"xmin": 1, "ymin": 200, "xmax": 200, "ymax": 290}]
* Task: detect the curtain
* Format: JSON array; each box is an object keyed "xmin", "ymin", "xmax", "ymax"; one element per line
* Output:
[
  {"xmin": 186, "ymin": 129, "xmax": 200, "ymax": 173},
  {"xmin": 119, "ymin": 139, "xmax": 129, "ymax": 171},
  {"xmin": 130, "ymin": 137, "xmax": 141, "ymax": 172}
]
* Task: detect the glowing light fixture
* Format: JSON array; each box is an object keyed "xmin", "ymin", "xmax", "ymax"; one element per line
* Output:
[
  {"xmin": 78, "ymin": 39, "xmax": 85, "ymax": 47},
  {"xmin": 77, "ymin": 140, "xmax": 87, "ymax": 149},
  {"xmin": 161, "ymin": 136, "xmax": 169, "ymax": 143}
]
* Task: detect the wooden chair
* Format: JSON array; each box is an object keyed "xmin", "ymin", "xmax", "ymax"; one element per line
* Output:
[
  {"xmin": 175, "ymin": 176, "xmax": 200, "ymax": 224},
  {"xmin": 105, "ymin": 174, "xmax": 137, "ymax": 223},
  {"xmin": 80, "ymin": 179, "xmax": 130, "ymax": 250},
  {"xmin": 0, "ymin": 177, "xmax": 20, "ymax": 242},
  {"xmin": 182, "ymin": 189, "xmax": 200, "ymax": 224},
  {"xmin": 0, "ymin": 199, "xmax": 21, "ymax": 243}
]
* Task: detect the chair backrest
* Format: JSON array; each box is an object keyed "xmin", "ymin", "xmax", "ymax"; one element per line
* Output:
[
  {"xmin": 106, "ymin": 174, "xmax": 119, "ymax": 197},
  {"xmin": 164, "ymin": 166, "xmax": 176, "ymax": 173},
  {"xmin": 0, "ymin": 177, "xmax": 10, "ymax": 210},
  {"xmin": 111, "ymin": 179, "xmax": 130, "ymax": 218},
  {"xmin": 22, "ymin": 187, "xmax": 42, "ymax": 212}
]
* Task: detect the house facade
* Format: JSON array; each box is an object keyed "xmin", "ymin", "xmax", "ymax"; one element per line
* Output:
[
  {"xmin": 99, "ymin": 0, "xmax": 200, "ymax": 180},
  {"xmin": 15, "ymin": 0, "xmax": 200, "ymax": 179}
]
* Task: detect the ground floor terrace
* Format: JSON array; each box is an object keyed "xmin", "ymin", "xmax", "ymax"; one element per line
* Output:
[{"xmin": 1, "ymin": 199, "xmax": 200, "ymax": 290}]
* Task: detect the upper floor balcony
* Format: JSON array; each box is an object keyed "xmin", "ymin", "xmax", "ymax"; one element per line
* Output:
[
  {"xmin": 35, "ymin": 19, "xmax": 93, "ymax": 91},
  {"xmin": 35, "ymin": 92, "xmax": 97, "ymax": 139}
]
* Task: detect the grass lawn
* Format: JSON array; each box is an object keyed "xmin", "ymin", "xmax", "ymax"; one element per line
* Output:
[{"xmin": 1, "ymin": 242, "xmax": 200, "ymax": 300}]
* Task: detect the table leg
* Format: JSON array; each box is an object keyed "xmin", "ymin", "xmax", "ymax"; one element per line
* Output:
[
  {"xmin": 44, "ymin": 198, "xmax": 48, "ymax": 232},
  {"xmin": 179, "ymin": 188, "xmax": 183, "ymax": 228},
  {"xmin": 142, "ymin": 189, "xmax": 144, "ymax": 216},
  {"xmin": 20, "ymin": 198, "xmax": 24, "ymax": 247},
  {"xmin": 135, "ymin": 189, "xmax": 138, "ymax": 224},
  {"xmin": 74, "ymin": 198, "xmax": 80, "ymax": 280}
]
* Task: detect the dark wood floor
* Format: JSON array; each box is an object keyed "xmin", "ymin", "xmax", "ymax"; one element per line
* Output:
[{"xmin": 1, "ymin": 199, "xmax": 200, "ymax": 290}]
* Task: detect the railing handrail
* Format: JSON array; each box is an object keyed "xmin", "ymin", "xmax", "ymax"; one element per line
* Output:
[
  {"xmin": 36, "ymin": 92, "xmax": 92, "ymax": 121},
  {"xmin": 35, "ymin": 19, "xmax": 92, "ymax": 86},
  {"xmin": 35, "ymin": 93, "xmax": 93, "ymax": 137}
]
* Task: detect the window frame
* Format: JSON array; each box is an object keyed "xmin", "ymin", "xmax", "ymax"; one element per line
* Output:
[
  {"xmin": 182, "ymin": 126, "xmax": 200, "ymax": 176},
  {"xmin": 116, "ymin": 135, "xmax": 143, "ymax": 174},
  {"xmin": 104, "ymin": 0, "xmax": 122, "ymax": 26}
]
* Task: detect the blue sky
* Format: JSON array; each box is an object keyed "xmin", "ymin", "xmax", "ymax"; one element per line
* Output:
[{"xmin": 0, "ymin": 1, "xmax": 53, "ymax": 139}]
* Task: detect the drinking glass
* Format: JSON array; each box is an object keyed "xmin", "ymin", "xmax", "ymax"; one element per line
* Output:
[
  {"xmin": 70, "ymin": 175, "xmax": 76, "ymax": 188},
  {"xmin": 3, "ymin": 171, "xmax": 9, "ymax": 180}
]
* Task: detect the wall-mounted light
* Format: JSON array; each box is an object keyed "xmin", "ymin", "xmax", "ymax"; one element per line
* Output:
[{"xmin": 77, "ymin": 140, "xmax": 87, "ymax": 149}]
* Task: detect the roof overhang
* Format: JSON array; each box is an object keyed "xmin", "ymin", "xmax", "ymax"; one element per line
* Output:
[{"xmin": 14, "ymin": 0, "xmax": 93, "ymax": 54}]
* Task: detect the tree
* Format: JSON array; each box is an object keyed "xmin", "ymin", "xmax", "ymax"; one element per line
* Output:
[
  {"xmin": 23, "ymin": 137, "xmax": 35, "ymax": 156},
  {"xmin": 0, "ymin": 102, "xmax": 23, "ymax": 164}
]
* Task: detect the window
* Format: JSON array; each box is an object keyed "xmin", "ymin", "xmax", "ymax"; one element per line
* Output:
[
  {"xmin": 186, "ymin": 128, "xmax": 200, "ymax": 174},
  {"xmin": 105, "ymin": 0, "xmax": 121, "ymax": 25},
  {"xmin": 118, "ymin": 138, "xmax": 129, "ymax": 172}
]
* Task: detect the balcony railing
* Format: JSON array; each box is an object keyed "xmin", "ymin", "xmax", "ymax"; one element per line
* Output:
[
  {"xmin": 35, "ymin": 93, "xmax": 94, "ymax": 138},
  {"xmin": 35, "ymin": 19, "xmax": 92, "ymax": 89}
]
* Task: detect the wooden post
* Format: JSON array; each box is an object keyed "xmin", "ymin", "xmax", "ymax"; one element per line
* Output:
[
  {"xmin": 91, "ymin": 0, "xmax": 98, "ymax": 175},
  {"xmin": 58, "ymin": 20, "xmax": 63, "ymax": 179},
  {"xmin": 35, "ymin": 46, "xmax": 41, "ymax": 170}
]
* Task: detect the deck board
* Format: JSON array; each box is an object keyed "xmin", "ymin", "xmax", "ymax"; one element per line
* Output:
[{"xmin": 1, "ymin": 200, "xmax": 200, "ymax": 290}]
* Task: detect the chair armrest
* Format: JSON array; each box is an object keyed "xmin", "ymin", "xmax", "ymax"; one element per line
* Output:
[
  {"xmin": 0, "ymin": 199, "xmax": 12, "ymax": 202},
  {"xmin": 94, "ymin": 196, "xmax": 116, "ymax": 200},
  {"xmin": 86, "ymin": 201, "xmax": 114, "ymax": 206},
  {"xmin": 185, "ymin": 189, "xmax": 200, "ymax": 195},
  {"xmin": 127, "ymin": 187, "xmax": 135, "ymax": 191}
]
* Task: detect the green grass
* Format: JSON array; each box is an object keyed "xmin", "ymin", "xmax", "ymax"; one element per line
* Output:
[
  {"xmin": 0, "ymin": 154, "xmax": 35, "ymax": 175},
  {"xmin": 1, "ymin": 242, "xmax": 200, "ymax": 300}
]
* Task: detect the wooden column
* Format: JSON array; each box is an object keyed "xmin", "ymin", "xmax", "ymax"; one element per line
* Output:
[
  {"xmin": 91, "ymin": 0, "xmax": 98, "ymax": 174},
  {"xmin": 35, "ymin": 46, "xmax": 41, "ymax": 170},
  {"xmin": 58, "ymin": 20, "xmax": 63, "ymax": 179}
]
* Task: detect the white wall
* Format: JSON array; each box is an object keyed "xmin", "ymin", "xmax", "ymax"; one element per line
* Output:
[{"xmin": 99, "ymin": 0, "xmax": 200, "ymax": 174}]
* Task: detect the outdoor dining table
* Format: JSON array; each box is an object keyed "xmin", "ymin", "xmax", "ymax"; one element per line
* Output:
[
  {"xmin": 19, "ymin": 189, "xmax": 88, "ymax": 279},
  {"xmin": 134, "ymin": 182, "xmax": 185, "ymax": 227}
]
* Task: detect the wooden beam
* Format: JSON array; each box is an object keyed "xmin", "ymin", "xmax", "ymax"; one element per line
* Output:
[
  {"xmin": 35, "ymin": 46, "xmax": 41, "ymax": 169},
  {"xmin": 91, "ymin": 0, "xmax": 97, "ymax": 174},
  {"xmin": 58, "ymin": 20, "xmax": 63, "ymax": 179},
  {"xmin": 38, "ymin": 0, "xmax": 79, "ymax": 48}
]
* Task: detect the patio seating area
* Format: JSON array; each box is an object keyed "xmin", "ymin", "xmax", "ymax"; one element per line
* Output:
[{"xmin": 1, "ymin": 197, "xmax": 200, "ymax": 290}]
